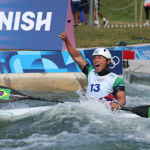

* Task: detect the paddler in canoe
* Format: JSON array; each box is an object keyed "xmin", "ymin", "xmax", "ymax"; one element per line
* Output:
[{"xmin": 59, "ymin": 33, "xmax": 126, "ymax": 110}]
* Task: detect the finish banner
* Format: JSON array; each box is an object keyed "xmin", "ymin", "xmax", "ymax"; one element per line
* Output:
[{"xmin": 0, "ymin": 0, "xmax": 75, "ymax": 50}]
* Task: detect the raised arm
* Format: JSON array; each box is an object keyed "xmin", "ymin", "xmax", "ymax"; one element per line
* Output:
[{"xmin": 59, "ymin": 33, "xmax": 87, "ymax": 71}]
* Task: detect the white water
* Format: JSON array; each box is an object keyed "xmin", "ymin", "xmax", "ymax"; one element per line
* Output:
[{"xmin": 0, "ymin": 73, "xmax": 150, "ymax": 150}]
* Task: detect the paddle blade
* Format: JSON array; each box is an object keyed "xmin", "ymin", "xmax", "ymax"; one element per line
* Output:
[
  {"xmin": 121, "ymin": 105, "xmax": 150, "ymax": 118},
  {"xmin": 0, "ymin": 86, "xmax": 27, "ymax": 103}
]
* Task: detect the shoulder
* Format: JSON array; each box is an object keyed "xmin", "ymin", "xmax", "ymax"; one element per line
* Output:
[
  {"xmin": 107, "ymin": 73, "xmax": 125, "ymax": 93},
  {"xmin": 87, "ymin": 65, "xmax": 95, "ymax": 76},
  {"xmin": 88, "ymin": 65, "xmax": 95, "ymax": 71},
  {"xmin": 113, "ymin": 77, "xmax": 125, "ymax": 93},
  {"xmin": 113, "ymin": 76, "xmax": 125, "ymax": 89},
  {"xmin": 108, "ymin": 72, "xmax": 118, "ymax": 80},
  {"xmin": 82, "ymin": 64, "xmax": 95, "ymax": 76},
  {"xmin": 104, "ymin": 73, "xmax": 118, "ymax": 86},
  {"xmin": 107, "ymin": 72, "xmax": 125, "ymax": 86},
  {"xmin": 108, "ymin": 72, "xmax": 117, "ymax": 77}
]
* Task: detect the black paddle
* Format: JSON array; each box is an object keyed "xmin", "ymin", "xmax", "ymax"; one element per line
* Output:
[
  {"xmin": 120, "ymin": 106, "xmax": 150, "ymax": 118},
  {"xmin": 0, "ymin": 86, "xmax": 75, "ymax": 103},
  {"xmin": 0, "ymin": 86, "xmax": 150, "ymax": 118}
]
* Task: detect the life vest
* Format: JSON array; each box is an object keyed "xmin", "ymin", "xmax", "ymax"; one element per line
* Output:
[{"xmin": 99, "ymin": 93, "xmax": 117, "ymax": 105}]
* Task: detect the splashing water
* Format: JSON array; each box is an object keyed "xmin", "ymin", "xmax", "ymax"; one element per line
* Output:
[{"xmin": 1, "ymin": 73, "xmax": 150, "ymax": 150}]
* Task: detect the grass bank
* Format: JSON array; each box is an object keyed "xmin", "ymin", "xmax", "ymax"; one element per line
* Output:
[
  {"xmin": 100, "ymin": 0, "xmax": 145, "ymax": 23},
  {"xmin": 74, "ymin": 0, "xmax": 150, "ymax": 48},
  {"xmin": 74, "ymin": 25, "xmax": 150, "ymax": 48}
]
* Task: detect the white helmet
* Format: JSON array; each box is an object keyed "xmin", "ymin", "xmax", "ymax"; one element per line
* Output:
[{"xmin": 92, "ymin": 48, "xmax": 112, "ymax": 60}]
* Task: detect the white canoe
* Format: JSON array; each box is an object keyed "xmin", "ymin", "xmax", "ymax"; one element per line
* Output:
[
  {"xmin": 118, "ymin": 112, "xmax": 140, "ymax": 118},
  {"xmin": 0, "ymin": 106, "xmax": 54, "ymax": 122},
  {"xmin": 0, "ymin": 106, "xmax": 140, "ymax": 122}
]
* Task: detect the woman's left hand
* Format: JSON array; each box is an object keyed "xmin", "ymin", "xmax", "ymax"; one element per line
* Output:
[{"xmin": 110, "ymin": 103, "xmax": 119, "ymax": 110}]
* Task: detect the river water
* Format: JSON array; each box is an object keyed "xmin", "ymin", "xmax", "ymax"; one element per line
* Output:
[{"xmin": 1, "ymin": 73, "xmax": 150, "ymax": 150}]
